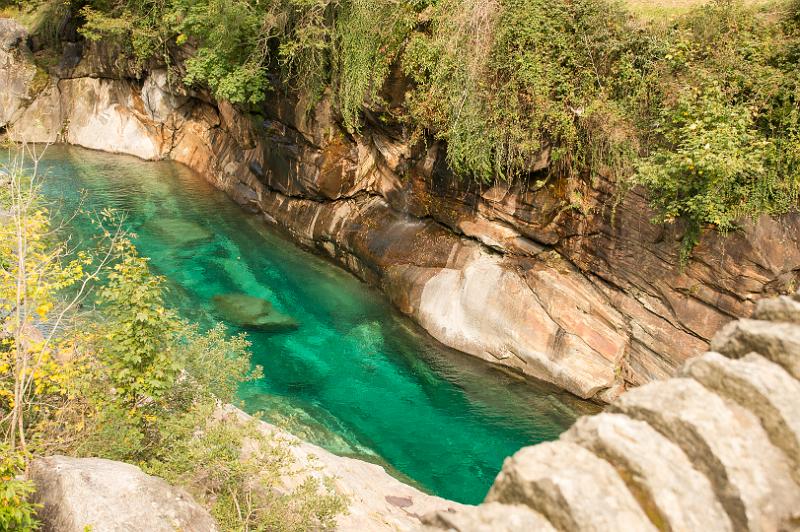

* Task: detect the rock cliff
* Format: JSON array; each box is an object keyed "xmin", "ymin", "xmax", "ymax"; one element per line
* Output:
[
  {"xmin": 422, "ymin": 289, "xmax": 800, "ymax": 531},
  {"xmin": 2, "ymin": 18, "xmax": 799, "ymax": 401}
]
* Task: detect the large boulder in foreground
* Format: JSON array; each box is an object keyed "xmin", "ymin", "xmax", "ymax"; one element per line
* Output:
[{"xmin": 29, "ymin": 456, "xmax": 217, "ymax": 532}]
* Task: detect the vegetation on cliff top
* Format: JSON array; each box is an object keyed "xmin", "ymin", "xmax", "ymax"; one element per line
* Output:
[
  {"xmin": 0, "ymin": 150, "xmax": 346, "ymax": 530},
  {"xmin": 5, "ymin": 0, "xmax": 800, "ymax": 253}
]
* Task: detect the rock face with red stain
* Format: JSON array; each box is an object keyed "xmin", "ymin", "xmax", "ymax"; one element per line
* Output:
[{"xmin": 4, "ymin": 20, "xmax": 800, "ymax": 401}]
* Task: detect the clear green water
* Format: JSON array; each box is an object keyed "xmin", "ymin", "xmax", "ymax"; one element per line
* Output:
[{"xmin": 34, "ymin": 145, "xmax": 597, "ymax": 504}]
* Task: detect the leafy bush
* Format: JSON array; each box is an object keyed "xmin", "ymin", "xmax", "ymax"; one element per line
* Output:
[
  {"xmin": 149, "ymin": 410, "xmax": 347, "ymax": 531},
  {"xmin": 634, "ymin": 0, "xmax": 800, "ymax": 254},
  {"xmin": 0, "ymin": 446, "xmax": 40, "ymax": 531},
  {"xmin": 403, "ymin": 0, "xmax": 641, "ymax": 180}
]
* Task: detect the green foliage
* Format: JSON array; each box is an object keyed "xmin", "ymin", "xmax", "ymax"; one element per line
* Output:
[
  {"xmin": 79, "ymin": 0, "xmax": 175, "ymax": 73},
  {"xmin": 176, "ymin": 0, "xmax": 275, "ymax": 104},
  {"xmin": 1, "ymin": 158, "xmax": 344, "ymax": 529},
  {"xmin": 403, "ymin": 0, "xmax": 640, "ymax": 180},
  {"xmin": 42, "ymin": 0, "xmax": 800, "ymax": 251},
  {"xmin": 0, "ymin": 445, "xmax": 40, "ymax": 531},
  {"xmin": 95, "ymin": 247, "xmax": 182, "ymax": 411},
  {"xmin": 332, "ymin": 0, "xmax": 416, "ymax": 130},
  {"xmin": 149, "ymin": 412, "xmax": 347, "ymax": 531},
  {"xmin": 634, "ymin": 0, "xmax": 800, "ymax": 255}
]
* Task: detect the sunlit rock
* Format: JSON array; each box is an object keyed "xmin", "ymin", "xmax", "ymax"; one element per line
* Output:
[{"xmin": 30, "ymin": 456, "xmax": 217, "ymax": 532}]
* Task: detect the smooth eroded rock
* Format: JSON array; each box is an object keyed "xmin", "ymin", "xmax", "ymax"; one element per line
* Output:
[
  {"xmin": 563, "ymin": 413, "xmax": 732, "ymax": 532},
  {"xmin": 0, "ymin": 18, "xmax": 26, "ymax": 52},
  {"xmin": 421, "ymin": 502, "xmax": 556, "ymax": 532},
  {"xmin": 611, "ymin": 378, "xmax": 800, "ymax": 531},
  {"xmin": 681, "ymin": 351, "xmax": 800, "ymax": 483},
  {"xmin": 710, "ymin": 319, "xmax": 800, "ymax": 379},
  {"xmin": 485, "ymin": 441, "xmax": 657, "ymax": 532},
  {"xmin": 212, "ymin": 293, "xmax": 298, "ymax": 331},
  {"xmin": 753, "ymin": 295, "xmax": 800, "ymax": 324},
  {"xmin": 29, "ymin": 456, "xmax": 217, "ymax": 532}
]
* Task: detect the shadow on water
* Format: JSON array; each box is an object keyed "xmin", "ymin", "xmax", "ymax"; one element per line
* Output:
[{"xmin": 31, "ymin": 145, "xmax": 599, "ymax": 504}]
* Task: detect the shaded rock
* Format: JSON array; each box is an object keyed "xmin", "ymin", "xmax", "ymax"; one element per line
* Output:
[
  {"xmin": 422, "ymin": 502, "xmax": 556, "ymax": 532},
  {"xmin": 485, "ymin": 441, "xmax": 657, "ymax": 531},
  {"xmin": 753, "ymin": 295, "xmax": 800, "ymax": 324},
  {"xmin": 681, "ymin": 351, "xmax": 800, "ymax": 484},
  {"xmin": 7, "ymin": 82, "xmax": 62, "ymax": 143},
  {"xmin": 212, "ymin": 292, "xmax": 298, "ymax": 332},
  {"xmin": 0, "ymin": 18, "xmax": 26, "ymax": 51},
  {"xmin": 29, "ymin": 455, "xmax": 217, "ymax": 532},
  {"xmin": 710, "ymin": 318, "xmax": 800, "ymax": 379},
  {"xmin": 0, "ymin": 19, "xmax": 37, "ymax": 129},
  {"xmin": 611, "ymin": 378, "xmax": 800, "ymax": 531},
  {"xmin": 563, "ymin": 412, "xmax": 732, "ymax": 532},
  {"xmin": 147, "ymin": 217, "xmax": 214, "ymax": 246}
]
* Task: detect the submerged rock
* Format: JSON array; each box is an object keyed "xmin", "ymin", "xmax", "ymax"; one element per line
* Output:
[
  {"xmin": 148, "ymin": 217, "xmax": 214, "ymax": 246},
  {"xmin": 212, "ymin": 292, "xmax": 298, "ymax": 332},
  {"xmin": 242, "ymin": 392, "xmax": 376, "ymax": 457}
]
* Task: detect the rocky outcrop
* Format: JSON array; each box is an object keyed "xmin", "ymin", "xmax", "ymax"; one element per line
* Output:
[
  {"xmin": 29, "ymin": 456, "xmax": 218, "ymax": 532},
  {"xmin": 222, "ymin": 405, "xmax": 465, "ymax": 532},
  {"xmin": 28, "ymin": 413, "xmax": 462, "ymax": 532},
  {"xmin": 3, "ymin": 19, "xmax": 800, "ymax": 401},
  {"xmin": 422, "ymin": 290, "xmax": 800, "ymax": 531}
]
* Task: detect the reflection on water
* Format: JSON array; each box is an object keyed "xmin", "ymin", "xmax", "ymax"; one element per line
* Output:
[{"xmin": 34, "ymin": 145, "xmax": 598, "ymax": 504}]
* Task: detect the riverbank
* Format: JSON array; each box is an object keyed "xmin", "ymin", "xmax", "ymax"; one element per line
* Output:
[{"xmin": 2, "ymin": 17, "xmax": 800, "ymax": 403}]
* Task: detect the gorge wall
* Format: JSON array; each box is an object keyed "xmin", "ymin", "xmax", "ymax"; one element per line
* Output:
[
  {"xmin": 422, "ymin": 291, "xmax": 800, "ymax": 531},
  {"xmin": 2, "ymin": 19, "xmax": 800, "ymax": 401}
]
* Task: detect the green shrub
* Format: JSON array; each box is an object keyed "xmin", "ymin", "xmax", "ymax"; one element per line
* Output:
[
  {"xmin": 149, "ymin": 410, "xmax": 347, "ymax": 532},
  {"xmin": 0, "ymin": 446, "xmax": 40, "ymax": 531},
  {"xmin": 634, "ymin": 0, "xmax": 800, "ymax": 256}
]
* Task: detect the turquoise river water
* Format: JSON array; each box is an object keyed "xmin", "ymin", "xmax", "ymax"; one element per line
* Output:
[{"xmin": 34, "ymin": 145, "xmax": 596, "ymax": 504}]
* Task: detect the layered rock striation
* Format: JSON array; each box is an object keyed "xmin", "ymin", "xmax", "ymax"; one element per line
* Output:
[
  {"xmin": 3, "ymin": 18, "xmax": 799, "ymax": 401},
  {"xmin": 422, "ymin": 290, "xmax": 800, "ymax": 531}
]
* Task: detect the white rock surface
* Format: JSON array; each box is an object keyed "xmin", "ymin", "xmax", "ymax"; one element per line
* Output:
[
  {"xmin": 681, "ymin": 351, "xmax": 800, "ymax": 484},
  {"xmin": 563, "ymin": 413, "xmax": 732, "ymax": 532},
  {"xmin": 60, "ymin": 77, "xmax": 164, "ymax": 160},
  {"xmin": 415, "ymin": 253, "xmax": 627, "ymax": 399},
  {"xmin": 611, "ymin": 378, "xmax": 800, "ymax": 530},
  {"xmin": 422, "ymin": 502, "xmax": 556, "ymax": 532},
  {"xmin": 29, "ymin": 456, "xmax": 217, "ymax": 532},
  {"xmin": 753, "ymin": 295, "xmax": 800, "ymax": 324},
  {"xmin": 225, "ymin": 406, "xmax": 465, "ymax": 532},
  {"xmin": 485, "ymin": 441, "xmax": 658, "ymax": 531},
  {"xmin": 710, "ymin": 318, "xmax": 800, "ymax": 379}
]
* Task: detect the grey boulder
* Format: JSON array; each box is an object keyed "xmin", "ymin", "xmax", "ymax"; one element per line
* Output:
[{"xmin": 29, "ymin": 456, "xmax": 217, "ymax": 532}]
